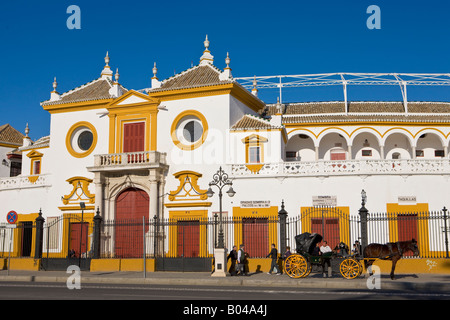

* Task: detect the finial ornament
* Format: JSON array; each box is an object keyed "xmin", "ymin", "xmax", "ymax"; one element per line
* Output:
[
  {"xmin": 105, "ymin": 51, "xmax": 110, "ymax": 67},
  {"xmin": 152, "ymin": 62, "xmax": 158, "ymax": 78},
  {"xmin": 25, "ymin": 123, "xmax": 29, "ymax": 137},
  {"xmin": 52, "ymin": 77, "xmax": 58, "ymax": 92},
  {"xmin": 225, "ymin": 52, "xmax": 230, "ymax": 68},
  {"xmin": 204, "ymin": 35, "xmax": 210, "ymax": 50},
  {"xmin": 115, "ymin": 68, "xmax": 120, "ymax": 83}
]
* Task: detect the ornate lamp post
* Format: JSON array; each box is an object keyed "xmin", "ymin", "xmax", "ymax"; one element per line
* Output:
[
  {"xmin": 206, "ymin": 167, "xmax": 235, "ymax": 249},
  {"xmin": 207, "ymin": 167, "xmax": 235, "ymax": 277},
  {"xmin": 359, "ymin": 189, "xmax": 369, "ymax": 253}
]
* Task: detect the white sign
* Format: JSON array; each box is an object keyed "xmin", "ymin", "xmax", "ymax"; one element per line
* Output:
[
  {"xmin": 398, "ymin": 196, "xmax": 416, "ymax": 204},
  {"xmin": 240, "ymin": 201, "xmax": 270, "ymax": 208},
  {"xmin": 312, "ymin": 196, "xmax": 337, "ymax": 207}
]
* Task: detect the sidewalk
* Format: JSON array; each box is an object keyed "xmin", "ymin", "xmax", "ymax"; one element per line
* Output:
[{"xmin": 1, "ymin": 269, "xmax": 450, "ymax": 293}]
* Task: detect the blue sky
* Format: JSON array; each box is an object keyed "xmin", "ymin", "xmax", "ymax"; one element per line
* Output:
[{"xmin": 1, "ymin": 0, "xmax": 449, "ymax": 140}]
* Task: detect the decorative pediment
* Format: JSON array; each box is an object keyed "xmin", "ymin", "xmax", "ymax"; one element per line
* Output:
[
  {"xmin": 241, "ymin": 134, "xmax": 268, "ymax": 144},
  {"xmin": 26, "ymin": 150, "xmax": 44, "ymax": 159},
  {"xmin": 168, "ymin": 171, "xmax": 208, "ymax": 202},
  {"xmin": 107, "ymin": 90, "xmax": 160, "ymax": 110},
  {"xmin": 61, "ymin": 176, "xmax": 95, "ymax": 205}
]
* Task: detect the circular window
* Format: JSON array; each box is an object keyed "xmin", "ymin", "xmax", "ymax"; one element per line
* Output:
[
  {"xmin": 66, "ymin": 122, "xmax": 98, "ymax": 158},
  {"xmin": 183, "ymin": 120, "xmax": 203, "ymax": 143},
  {"xmin": 171, "ymin": 110, "xmax": 208, "ymax": 151},
  {"xmin": 78, "ymin": 131, "xmax": 94, "ymax": 151}
]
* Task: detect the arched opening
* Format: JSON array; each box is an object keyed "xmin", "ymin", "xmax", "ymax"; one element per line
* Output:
[
  {"xmin": 351, "ymin": 132, "xmax": 382, "ymax": 160},
  {"xmin": 115, "ymin": 187, "xmax": 149, "ymax": 258},
  {"xmin": 285, "ymin": 133, "xmax": 315, "ymax": 161},
  {"xmin": 416, "ymin": 132, "xmax": 445, "ymax": 159},
  {"xmin": 318, "ymin": 132, "xmax": 349, "ymax": 160},
  {"xmin": 384, "ymin": 133, "xmax": 413, "ymax": 160}
]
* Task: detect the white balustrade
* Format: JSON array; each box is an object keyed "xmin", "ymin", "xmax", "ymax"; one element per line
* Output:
[
  {"xmin": 0, "ymin": 174, "xmax": 51, "ymax": 190},
  {"xmin": 230, "ymin": 159, "xmax": 450, "ymax": 178}
]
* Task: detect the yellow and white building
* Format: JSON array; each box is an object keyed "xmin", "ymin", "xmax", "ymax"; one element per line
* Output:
[{"xmin": 1, "ymin": 37, "xmax": 450, "ymax": 262}]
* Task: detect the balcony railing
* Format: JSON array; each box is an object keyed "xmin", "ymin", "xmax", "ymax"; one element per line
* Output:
[
  {"xmin": 0, "ymin": 174, "xmax": 52, "ymax": 191},
  {"xmin": 89, "ymin": 151, "xmax": 168, "ymax": 172},
  {"xmin": 230, "ymin": 159, "xmax": 450, "ymax": 178}
]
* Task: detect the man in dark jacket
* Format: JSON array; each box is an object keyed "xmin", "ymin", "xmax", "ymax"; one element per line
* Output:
[
  {"xmin": 227, "ymin": 245, "xmax": 238, "ymax": 276},
  {"xmin": 266, "ymin": 244, "xmax": 281, "ymax": 275}
]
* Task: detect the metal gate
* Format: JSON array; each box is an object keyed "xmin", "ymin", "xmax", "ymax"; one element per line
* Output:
[
  {"xmin": 155, "ymin": 217, "xmax": 213, "ymax": 272},
  {"xmin": 41, "ymin": 215, "xmax": 92, "ymax": 271}
]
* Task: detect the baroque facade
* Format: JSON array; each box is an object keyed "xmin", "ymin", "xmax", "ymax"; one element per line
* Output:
[{"xmin": 1, "ymin": 37, "xmax": 449, "ymax": 259}]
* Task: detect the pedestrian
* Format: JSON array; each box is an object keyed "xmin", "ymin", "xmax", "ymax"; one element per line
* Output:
[
  {"xmin": 227, "ymin": 245, "xmax": 238, "ymax": 276},
  {"xmin": 284, "ymin": 246, "xmax": 292, "ymax": 260},
  {"xmin": 266, "ymin": 243, "xmax": 281, "ymax": 275},
  {"xmin": 320, "ymin": 241, "xmax": 332, "ymax": 278},
  {"xmin": 237, "ymin": 244, "xmax": 248, "ymax": 276}
]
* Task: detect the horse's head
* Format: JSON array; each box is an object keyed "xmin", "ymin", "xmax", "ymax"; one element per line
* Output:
[{"xmin": 407, "ymin": 239, "xmax": 420, "ymax": 256}]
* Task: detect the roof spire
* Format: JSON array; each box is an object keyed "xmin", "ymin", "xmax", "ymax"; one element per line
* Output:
[
  {"xmin": 101, "ymin": 51, "xmax": 113, "ymax": 80},
  {"xmin": 151, "ymin": 62, "xmax": 161, "ymax": 89},
  {"xmin": 25, "ymin": 123, "xmax": 29, "ymax": 137},
  {"xmin": 252, "ymin": 76, "xmax": 258, "ymax": 97},
  {"xmin": 22, "ymin": 123, "xmax": 32, "ymax": 147},
  {"xmin": 219, "ymin": 52, "xmax": 232, "ymax": 80},
  {"xmin": 50, "ymin": 77, "xmax": 61, "ymax": 102},
  {"xmin": 200, "ymin": 35, "xmax": 214, "ymax": 66},
  {"xmin": 109, "ymin": 68, "xmax": 123, "ymax": 98}
]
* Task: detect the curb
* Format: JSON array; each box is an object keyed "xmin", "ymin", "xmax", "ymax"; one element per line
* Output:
[{"xmin": 1, "ymin": 274, "xmax": 449, "ymax": 293}]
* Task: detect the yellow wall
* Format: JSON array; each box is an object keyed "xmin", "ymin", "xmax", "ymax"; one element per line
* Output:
[
  {"xmin": 232, "ymin": 206, "xmax": 279, "ymax": 253},
  {"xmin": 386, "ymin": 203, "xmax": 432, "ymax": 257}
]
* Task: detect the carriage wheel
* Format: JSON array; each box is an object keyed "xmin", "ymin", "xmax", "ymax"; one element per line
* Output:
[
  {"xmin": 284, "ymin": 254, "xmax": 309, "ymax": 278},
  {"xmin": 340, "ymin": 258, "xmax": 362, "ymax": 279}
]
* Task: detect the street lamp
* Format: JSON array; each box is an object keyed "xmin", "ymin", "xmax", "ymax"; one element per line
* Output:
[
  {"xmin": 207, "ymin": 167, "xmax": 235, "ymax": 249},
  {"xmin": 79, "ymin": 202, "xmax": 86, "ymax": 268},
  {"xmin": 361, "ymin": 189, "xmax": 367, "ymax": 207}
]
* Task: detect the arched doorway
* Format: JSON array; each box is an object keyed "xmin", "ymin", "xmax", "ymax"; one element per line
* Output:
[{"xmin": 115, "ymin": 188, "xmax": 149, "ymax": 258}]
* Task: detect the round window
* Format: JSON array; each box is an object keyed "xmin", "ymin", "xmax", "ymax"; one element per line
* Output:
[
  {"xmin": 171, "ymin": 110, "xmax": 208, "ymax": 151},
  {"xmin": 66, "ymin": 121, "xmax": 97, "ymax": 158},
  {"xmin": 183, "ymin": 120, "xmax": 203, "ymax": 143},
  {"xmin": 78, "ymin": 130, "xmax": 94, "ymax": 151}
]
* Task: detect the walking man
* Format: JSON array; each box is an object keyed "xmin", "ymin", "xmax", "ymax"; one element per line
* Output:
[
  {"xmin": 266, "ymin": 243, "xmax": 281, "ymax": 275},
  {"xmin": 237, "ymin": 244, "xmax": 248, "ymax": 276},
  {"xmin": 227, "ymin": 245, "xmax": 238, "ymax": 276}
]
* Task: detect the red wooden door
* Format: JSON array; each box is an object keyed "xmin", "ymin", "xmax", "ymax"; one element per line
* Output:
[
  {"xmin": 70, "ymin": 222, "xmax": 89, "ymax": 258},
  {"xmin": 397, "ymin": 214, "xmax": 417, "ymax": 256},
  {"xmin": 115, "ymin": 188, "xmax": 149, "ymax": 258},
  {"xmin": 177, "ymin": 221, "xmax": 200, "ymax": 257},
  {"xmin": 123, "ymin": 122, "xmax": 145, "ymax": 153},
  {"xmin": 311, "ymin": 218, "xmax": 340, "ymax": 249},
  {"xmin": 242, "ymin": 218, "xmax": 268, "ymax": 258}
]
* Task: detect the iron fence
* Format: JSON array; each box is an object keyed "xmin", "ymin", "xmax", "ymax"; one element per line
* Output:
[{"xmin": 2, "ymin": 207, "xmax": 449, "ymax": 263}]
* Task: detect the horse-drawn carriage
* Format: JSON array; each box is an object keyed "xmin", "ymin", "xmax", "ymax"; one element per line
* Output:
[{"xmin": 284, "ymin": 232, "xmax": 419, "ymax": 280}]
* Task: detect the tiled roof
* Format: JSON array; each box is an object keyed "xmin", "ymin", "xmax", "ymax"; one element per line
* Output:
[
  {"xmin": 283, "ymin": 114, "xmax": 450, "ymax": 124},
  {"xmin": 19, "ymin": 136, "xmax": 50, "ymax": 151},
  {"xmin": 231, "ymin": 114, "xmax": 283, "ymax": 130},
  {"xmin": 0, "ymin": 124, "xmax": 25, "ymax": 145},
  {"xmin": 41, "ymin": 78, "xmax": 128, "ymax": 106},
  {"xmin": 261, "ymin": 101, "xmax": 450, "ymax": 123},
  {"xmin": 265, "ymin": 101, "xmax": 450, "ymax": 115},
  {"xmin": 150, "ymin": 64, "xmax": 233, "ymax": 92}
]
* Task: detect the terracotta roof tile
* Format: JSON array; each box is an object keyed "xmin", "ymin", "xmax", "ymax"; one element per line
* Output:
[
  {"xmin": 0, "ymin": 124, "xmax": 25, "ymax": 145},
  {"xmin": 231, "ymin": 114, "xmax": 283, "ymax": 130}
]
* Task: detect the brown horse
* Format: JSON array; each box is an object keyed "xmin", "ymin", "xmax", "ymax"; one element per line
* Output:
[{"xmin": 363, "ymin": 239, "xmax": 419, "ymax": 280}]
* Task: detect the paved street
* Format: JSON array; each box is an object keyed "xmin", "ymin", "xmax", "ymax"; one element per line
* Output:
[{"xmin": 0, "ymin": 281, "xmax": 449, "ymax": 300}]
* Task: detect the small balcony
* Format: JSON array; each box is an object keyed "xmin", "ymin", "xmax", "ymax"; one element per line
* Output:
[
  {"xmin": 230, "ymin": 159, "xmax": 450, "ymax": 178},
  {"xmin": 88, "ymin": 151, "xmax": 168, "ymax": 173},
  {"xmin": 0, "ymin": 174, "xmax": 52, "ymax": 191}
]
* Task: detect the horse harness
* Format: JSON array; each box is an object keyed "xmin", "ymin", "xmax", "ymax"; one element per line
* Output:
[{"xmin": 383, "ymin": 242, "xmax": 403, "ymax": 259}]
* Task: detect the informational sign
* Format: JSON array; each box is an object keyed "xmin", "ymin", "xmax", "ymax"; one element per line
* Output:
[
  {"xmin": 6, "ymin": 211, "xmax": 18, "ymax": 224},
  {"xmin": 312, "ymin": 196, "xmax": 337, "ymax": 207},
  {"xmin": 240, "ymin": 201, "xmax": 270, "ymax": 208},
  {"xmin": 398, "ymin": 196, "xmax": 417, "ymax": 204}
]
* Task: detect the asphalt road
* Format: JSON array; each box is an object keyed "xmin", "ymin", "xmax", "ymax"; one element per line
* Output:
[{"xmin": 0, "ymin": 281, "xmax": 448, "ymax": 301}]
